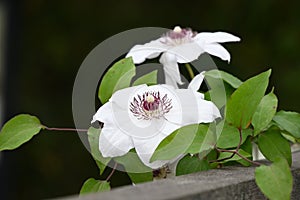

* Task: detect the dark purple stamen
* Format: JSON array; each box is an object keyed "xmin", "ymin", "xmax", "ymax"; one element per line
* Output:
[{"xmin": 130, "ymin": 91, "xmax": 172, "ymax": 120}]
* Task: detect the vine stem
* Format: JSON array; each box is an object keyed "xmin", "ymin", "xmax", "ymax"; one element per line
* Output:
[
  {"xmin": 213, "ymin": 127, "xmax": 243, "ymax": 161},
  {"xmin": 210, "ymin": 127, "xmax": 262, "ymax": 166},
  {"xmin": 185, "ymin": 63, "xmax": 195, "ymax": 79},
  {"xmin": 106, "ymin": 162, "xmax": 118, "ymax": 181},
  {"xmin": 216, "ymin": 148, "xmax": 262, "ymax": 166},
  {"xmin": 43, "ymin": 126, "xmax": 88, "ymax": 132}
]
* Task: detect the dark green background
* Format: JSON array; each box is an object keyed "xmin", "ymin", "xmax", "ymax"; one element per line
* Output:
[{"xmin": 1, "ymin": 0, "xmax": 300, "ymax": 199}]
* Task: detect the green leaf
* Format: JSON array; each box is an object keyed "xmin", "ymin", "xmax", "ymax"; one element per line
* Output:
[
  {"xmin": 95, "ymin": 160, "xmax": 107, "ymax": 175},
  {"xmin": 151, "ymin": 124, "xmax": 216, "ymax": 162},
  {"xmin": 127, "ymin": 172, "xmax": 153, "ymax": 184},
  {"xmin": 226, "ymin": 69, "xmax": 271, "ymax": 129},
  {"xmin": 258, "ymin": 129, "xmax": 292, "ymax": 166},
  {"xmin": 281, "ymin": 132, "xmax": 297, "ymax": 143},
  {"xmin": 0, "ymin": 114, "xmax": 43, "ymax": 151},
  {"xmin": 87, "ymin": 127, "xmax": 111, "ymax": 175},
  {"xmin": 132, "ymin": 70, "xmax": 158, "ymax": 86},
  {"xmin": 273, "ymin": 110, "xmax": 300, "ymax": 139},
  {"xmin": 255, "ymin": 158, "xmax": 292, "ymax": 200},
  {"xmin": 80, "ymin": 178, "xmax": 110, "ymax": 195},
  {"xmin": 240, "ymin": 136, "xmax": 253, "ymax": 155},
  {"xmin": 252, "ymin": 91, "xmax": 278, "ymax": 135},
  {"xmin": 151, "ymin": 124, "xmax": 199, "ymax": 162},
  {"xmin": 176, "ymin": 155, "xmax": 210, "ymax": 176},
  {"xmin": 98, "ymin": 57, "xmax": 136, "ymax": 103},
  {"xmin": 216, "ymin": 123, "xmax": 252, "ymax": 149},
  {"xmin": 185, "ymin": 124, "xmax": 217, "ymax": 157},
  {"xmin": 205, "ymin": 69, "xmax": 243, "ymax": 88},
  {"xmin": 205, "ymin": 77, "xmax": 235, "ymax": 108},
  {"xmin": 114, "ymin": 149, "xmax": 152, "ymax": 173}
]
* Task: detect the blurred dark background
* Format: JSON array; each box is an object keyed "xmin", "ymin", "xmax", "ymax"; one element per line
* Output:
[{"xmin": 0, "ymin": 0, "xmax": 299, "ymax": 199}]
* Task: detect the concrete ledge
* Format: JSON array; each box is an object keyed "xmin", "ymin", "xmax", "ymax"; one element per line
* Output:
[{"xmin": 59, "ymin": 151, "xmax": 300, "ymax": 200}]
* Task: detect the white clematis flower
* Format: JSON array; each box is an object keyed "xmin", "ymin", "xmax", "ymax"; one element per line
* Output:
[
  {"xmin": 126, "ymin": 26, "xmax": 240, "ymax": 88},
  {"xmin": 92, "ymin": 72, "xmax": 220, "ymax": 169}
]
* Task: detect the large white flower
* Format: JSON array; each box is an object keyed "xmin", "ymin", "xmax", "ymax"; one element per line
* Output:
[
  {"xmin": 126, "ymin": 26, "xmax": 240, "ymax": 88},
  {"xmin": 92, "ymin": 72, "xmax": 220, "ymax": 169}
]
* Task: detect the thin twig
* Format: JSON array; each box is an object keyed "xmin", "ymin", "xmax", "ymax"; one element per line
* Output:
[
  {"xmin": 44, "ymin": 126, "xmax": 88, "ymax": 132},
  {"xmin": 106, "ymin": 162, "xmax": 118, "ymax": 181},
  {"xmin": 210, "ymin": 128, "xmax": 243, "ymax": 163},
  {"xmin": 210, "ymin": 127, "xmax": 261, "ymax": 166},
  {"xmin": 209, "ymin": 150, "xmax": 235, "ymax": 163},
  {"xmin": 235, "ymin": 151, "xmax": 262, "ymax": 166},
  {"xmin": 214, "ymin": 148, "xmax": 262, "ymax": 166}
]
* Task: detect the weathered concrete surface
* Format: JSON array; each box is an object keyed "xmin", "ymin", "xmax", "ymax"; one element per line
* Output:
[{"xmin": 58, "ymin": 151, "xmax": 300, "ymax": 200}]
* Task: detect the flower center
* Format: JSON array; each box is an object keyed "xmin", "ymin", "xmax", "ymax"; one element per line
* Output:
[
  {"xmin": 161, "ymin": 26, "xmax": 197, "ymax": 46},
  {"xmin": 130, "ymin": 91, "xmax": 172, "ymax": 120}
]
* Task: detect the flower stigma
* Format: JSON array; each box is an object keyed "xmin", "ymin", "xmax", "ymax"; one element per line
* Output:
[
  {"xmin": 161, "ymin": 26, "xmax": 196, "ymax": 46},
  {"xmin": 173, "ymin": 26, "xmax": 182, "ymax": 33},
  {"xmin": 130, "ymin": 91, "xmax": 172, "ymax": 120}
]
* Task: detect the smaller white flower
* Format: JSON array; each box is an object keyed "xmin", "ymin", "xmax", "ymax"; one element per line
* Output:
[
  {"xmin": 92, "ymin": 72, "xmax": 220, "ymax": 169},
  {"xmin": 126, "ymin": 26, "xmax": 240, "ymax": 88}
]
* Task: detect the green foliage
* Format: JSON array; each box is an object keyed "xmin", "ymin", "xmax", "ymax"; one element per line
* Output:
[
  {"xmin": 273, "ymin": 110, "xmax": 300, "ymax": 139},
  {"xmin": 127, "ymin": 172, "xmax": 153, "ymax": 184},
  {"xmin": 258, "ymin": 129, "xmax": 292, "ymax": 166},
  {"xmin": 87, "ymin": 127, "xmax": 111, "ymax": 175},
  {"xmin": 150, "ymin": 124, "xmax": 199, "ymax": 162},
  {"xmin": 205, "ymin": 69, "xmax": 243, "ymax": 88},
  {"xmin": 255, "ymin": 158, "xmax": 292, "ymax": 200},
  {"xmin": 281, "ymin": 132, "xmax": 297, "ymax": 143},
  {"xmin": 239, "ymin": 136, "xmax": 253, "ymax": 155},
  {"xmin": 80, "ymin": 178, "xmax": 110, "ymax": 195},
  {"xmin": 226, "ymin": 70, "xmax": 271, "ymax": 129},
  {"xmin": 114, "ymin": 150, "xmax": 153, "ymax": 183},
  {"xmin": 98, "ymin": 57, "xmax": 136, "ymax": 103},
  {"xmin": 216, "ymin": 123, "xmax": 251, "ymax": 149},
  {"xmin": 252, "ymin": 91, "xmax": 278, "ymax": 135},
  {"xmin": 176, "ymin": 155, "xmax": 210, "ymax": 176},
  {"xmin": 151, "ymin": 124, "xmax": 216, "ymax": 162},
  {"xmin": 0, "ymin": 114, "xmax": 43, "ymax": 151},
  {"xmin": 184, "ymin": 124, "xmax": 216, "ymax": 157},
  {"xmin": 114, "ymin": 149, "xmax": 152, "ymax": 175},
  {"xmin": 132, "ymin": 70, "xmax": 158, "ymax": 86},
  {"xmin": 204, "ymin": 69, "xmax": 242, "ymax": 108},
  {"xmin": 205, "ymin": 76, "xmax": 235, "ymax": 108},
  {"xmin": 3, "ymin": 61, "xmax": 299, "ymax": 197}
]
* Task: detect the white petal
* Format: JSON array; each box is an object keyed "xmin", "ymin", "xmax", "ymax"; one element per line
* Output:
[
  {"xmin": 109, "ymin": 84, "xmax": 180, "ymax": 139},
  {"xmin": 93, "ymin": 86, "xmax": 152, "ymax": 139},
  {"xmin": 128, "ymin": 84, "xmax": 179, "ymax": 129},
  {"xmin": 202, "ymin": 43, "xmax": 231, "ymax": 62},
  {"xmin": 175, "ymin": 89, "xmax": 204, "ymax": 125},
  {"xmin": 92, "ymin": 102, "xmax": 134, "ymax": 157},
  {"xmin": 99, "ymin": 124, "xmax": 134, "ymax": 157},
  {"xmin": 194, "ymin": 92, "xmax": 221, "ymax": 122},
  {"xmin": 194, "ymin": 32, "xmax": 241, "ymax": 44},
  {"xmin": 92, "ymin": 102, "xmax": 113, "ymax": 124},
  {"xmin": 188, "ymin": 72, "xmax": 205, "ymax": 92},
  {"xmin": 157, "ymin": 85, "xmax": 182, "ymax": 125},
  {"xmin": 174, "ymin": 89, "xmax": 220, "ymax": 125},
  {"xmin": 110, "ymin": 84, "xmax": 146, "ymax": 109},
  {"xmin": 126, "ymin": 39, "xmax": 169, "ymax": 64},
  {"xmin": 133, "ymin": 134, "xmax": 168, "ymax": 169},
  {"xmin": 159, "ymin": 117, "xmax": 181, "ymax": 136},
  {"xmin": 168, "ymin": 42, "xmax": 205, "ymax": 63},
  {"xmin": 159, "ymin": 52, "xmax": 184, "ymax": 88},
  {"xmin": 132, "ymin": 119, "xmax": 180, "ymax": 169}
]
